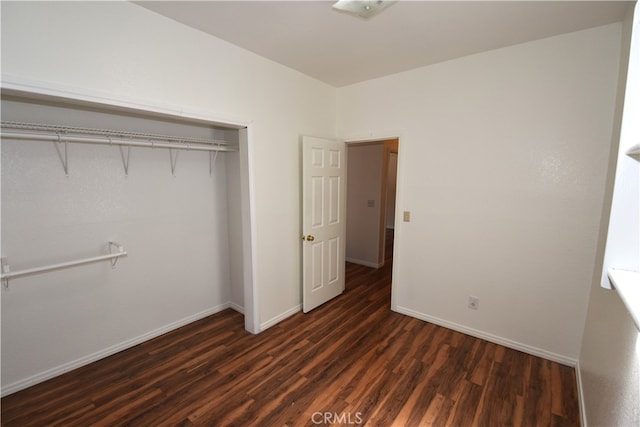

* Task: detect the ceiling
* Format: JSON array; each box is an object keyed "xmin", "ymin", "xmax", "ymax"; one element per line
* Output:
[{"xmin": 136, "ymin": 1, "xmax": 633, "ymax": 87}]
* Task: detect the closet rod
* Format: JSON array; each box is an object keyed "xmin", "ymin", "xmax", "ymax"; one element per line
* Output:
[
  {"xmin": 0, "ymin": 121, "xmax": 237, "ymax": 152},
  {"xmin": 1, "ymin": 242, "xmax": 127, "ymax": 287}
]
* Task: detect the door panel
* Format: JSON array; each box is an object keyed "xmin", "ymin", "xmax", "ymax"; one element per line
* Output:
[
  {"xmin": 328, "ymin": 176, "xmax": 340, "ymax": 224},
  {"xmin": 328, "ymin": 237, "xmax": 339, "ymax": 283},
  {"xmin": 311, "ymin": 176, "xmax": 324, "ymax": 227},
  {"xmin": 311, "ymin": 241, "xmax": 324, "ymax": 291},
  {"xmin": 302, "ymin": 136, "xmax": 346, "ymax": 312}
]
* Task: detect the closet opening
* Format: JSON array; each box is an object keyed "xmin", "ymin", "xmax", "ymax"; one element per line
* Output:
[{"xmin": 0, "ymin": 88, "xmax": 257, "ymax": 395}]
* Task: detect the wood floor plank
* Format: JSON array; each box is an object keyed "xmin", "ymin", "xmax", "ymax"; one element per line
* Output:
[
  {"xmin": 1, "ymin": 230, "xmax": 580, "ymax": 426},
  {"xmin": 445, "ymin": 380, "xmax": 483, "ymax": 427},
  {"xmin": 551, "ymin": 361, "xmax": 565, "ymax": 417},
  {"xmin": 560, "ymin": 366, "xmax": 580, "ymax": 423},
  {"xmin": 420, "ymin": 392, "xmax": 447, "ymax": 426},
  {"xmin": 366, "ymin": 357, "xmax": 424, "ymax": 425},
  {"xmin": 519, "ymin": 357, "xmax": 551, "ymax": 427}
]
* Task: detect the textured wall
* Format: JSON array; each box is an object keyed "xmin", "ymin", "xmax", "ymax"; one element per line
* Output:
[
  {"xmin": 337, "ymin": 24, "xmax": 622, "ymax": 361},
  {"xmin": 579, "ymin": 4, "xmax": 640, "ymax": 426},
  {"xmin": 346, "ymin": 144, "xmax": 384, "ymax": 267}
]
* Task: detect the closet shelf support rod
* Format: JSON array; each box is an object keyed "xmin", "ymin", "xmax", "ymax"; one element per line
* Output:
[
  {"xmin": 1, "ymin": 242, "xmax": 127, "ymax": 287},
  {"xmin": 1, "ymin": 132, "xmax": 236, "ymax": 153}
]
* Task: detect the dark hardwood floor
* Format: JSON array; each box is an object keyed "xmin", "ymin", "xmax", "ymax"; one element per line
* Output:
[{"xmin": 1, "ymin": 229, "xmax": 580, "ymax": 426}]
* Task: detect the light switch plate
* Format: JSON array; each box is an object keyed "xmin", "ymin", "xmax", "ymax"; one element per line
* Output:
[{"xmin": 403, "ymin": 211, "xmax": 410, "ymax": 222}]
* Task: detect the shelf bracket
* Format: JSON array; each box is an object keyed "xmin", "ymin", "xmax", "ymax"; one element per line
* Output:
[
  {"xmin": 1, "ymin": 258, "xmax": 9, "ymax": 289},
  {"xmin": 118, "ymin": 144, "xmax": 131, "ymax": 176},
  {"xmin": 169, "ymin": 148, "xmax": 179, "ymax": 176},
  {"xmin": 626, "ymin": 143, "xmax": 640, "ymax": 161},
  {"xmin": 209, "ymin": 145, "xmax": 220, "ymax": 176},
  {"xmin": 53, "ymin": 133, "xmax": 69, "ymax": 176},
  {"xmin": 108, "ymin": 241, "xmax": 124, "ymax": 267}
]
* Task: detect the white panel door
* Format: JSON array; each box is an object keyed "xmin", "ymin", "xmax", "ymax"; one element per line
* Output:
[{"xmin": 302, "ymin": 136, "xmax": 346, "ymax": 312}]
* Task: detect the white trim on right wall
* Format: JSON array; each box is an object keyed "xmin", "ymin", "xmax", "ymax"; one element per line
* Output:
[{"xmin": 394, "ymin": 305, "xmax": 578, "ymax": 367}]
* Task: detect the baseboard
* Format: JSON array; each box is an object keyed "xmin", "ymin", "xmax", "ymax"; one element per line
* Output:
[
  {"xmin": 1, "ymin": 302, "xmax": 232, "ymax": 397},
  {"xmin": 346, "ymin": 257, "xmax": 382, "ymax": 268},
  {"xmin": 393, "ymin": 305, "xmax": 578, "ymax": 367},
  {"xmin": 229, "ymin": 302, "xmax": 245, "ymax": 314},
  {"xmin": 260, "ymin": 304, "xmax": 301, "ymax": 332},
  {"xmin": 575, "ymin": 360, "xmax": 588, "ymax": 426}
]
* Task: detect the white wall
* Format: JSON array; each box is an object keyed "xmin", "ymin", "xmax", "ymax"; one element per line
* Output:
[
  {"xmin": 1, "ymin": 1, "xmax": 336, "ymax": 391},
  {"xmin": 1, "ymin": 0, "xmax": 336, "ymax": 323},
  {"xmin": 346, "ymin": 144, "xmax": 383, "ymax": 267},
  {"xmin": 579, "ymin": 5, "xmax": 640, "ymax": 426},
  {"xmin": 579, "ymin": 292, "xmax": 639, "ymax": 426},
  {"xmin": 600, "ymin": 3, "xmax": 640, "ymax": 289},
  {"xmin": 337, "ymin": 24, "xmax": 623, "ymax": 361}
]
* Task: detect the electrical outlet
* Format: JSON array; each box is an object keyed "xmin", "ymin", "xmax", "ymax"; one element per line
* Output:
[
  {"xmin": 468, "ymin": 296, "xmax": 479, "ymax": 310},
  {"xmin": 367, "ymin": 199, "xmax": 375, "ymax": 208}
]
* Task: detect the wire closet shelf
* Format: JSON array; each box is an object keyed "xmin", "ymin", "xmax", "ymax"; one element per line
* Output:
[{"xmin": 0, "ymin": 121, "xmax": 238, "ymax": 152}]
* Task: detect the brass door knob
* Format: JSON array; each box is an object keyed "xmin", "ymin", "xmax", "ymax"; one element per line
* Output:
[{"xmin": 303, "ymin": 235, "xmax": 315, "ymax": 242}]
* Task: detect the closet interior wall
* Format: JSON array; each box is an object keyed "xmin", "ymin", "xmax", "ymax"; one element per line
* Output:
[{"xmin": 0, "ymin": 95, "xmax": 244, "ymax": 393}]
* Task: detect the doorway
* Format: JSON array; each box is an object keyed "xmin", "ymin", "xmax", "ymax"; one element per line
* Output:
[{"xmin": 346, "ymin": 138, "xmax": 399, "ymax": 271}]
